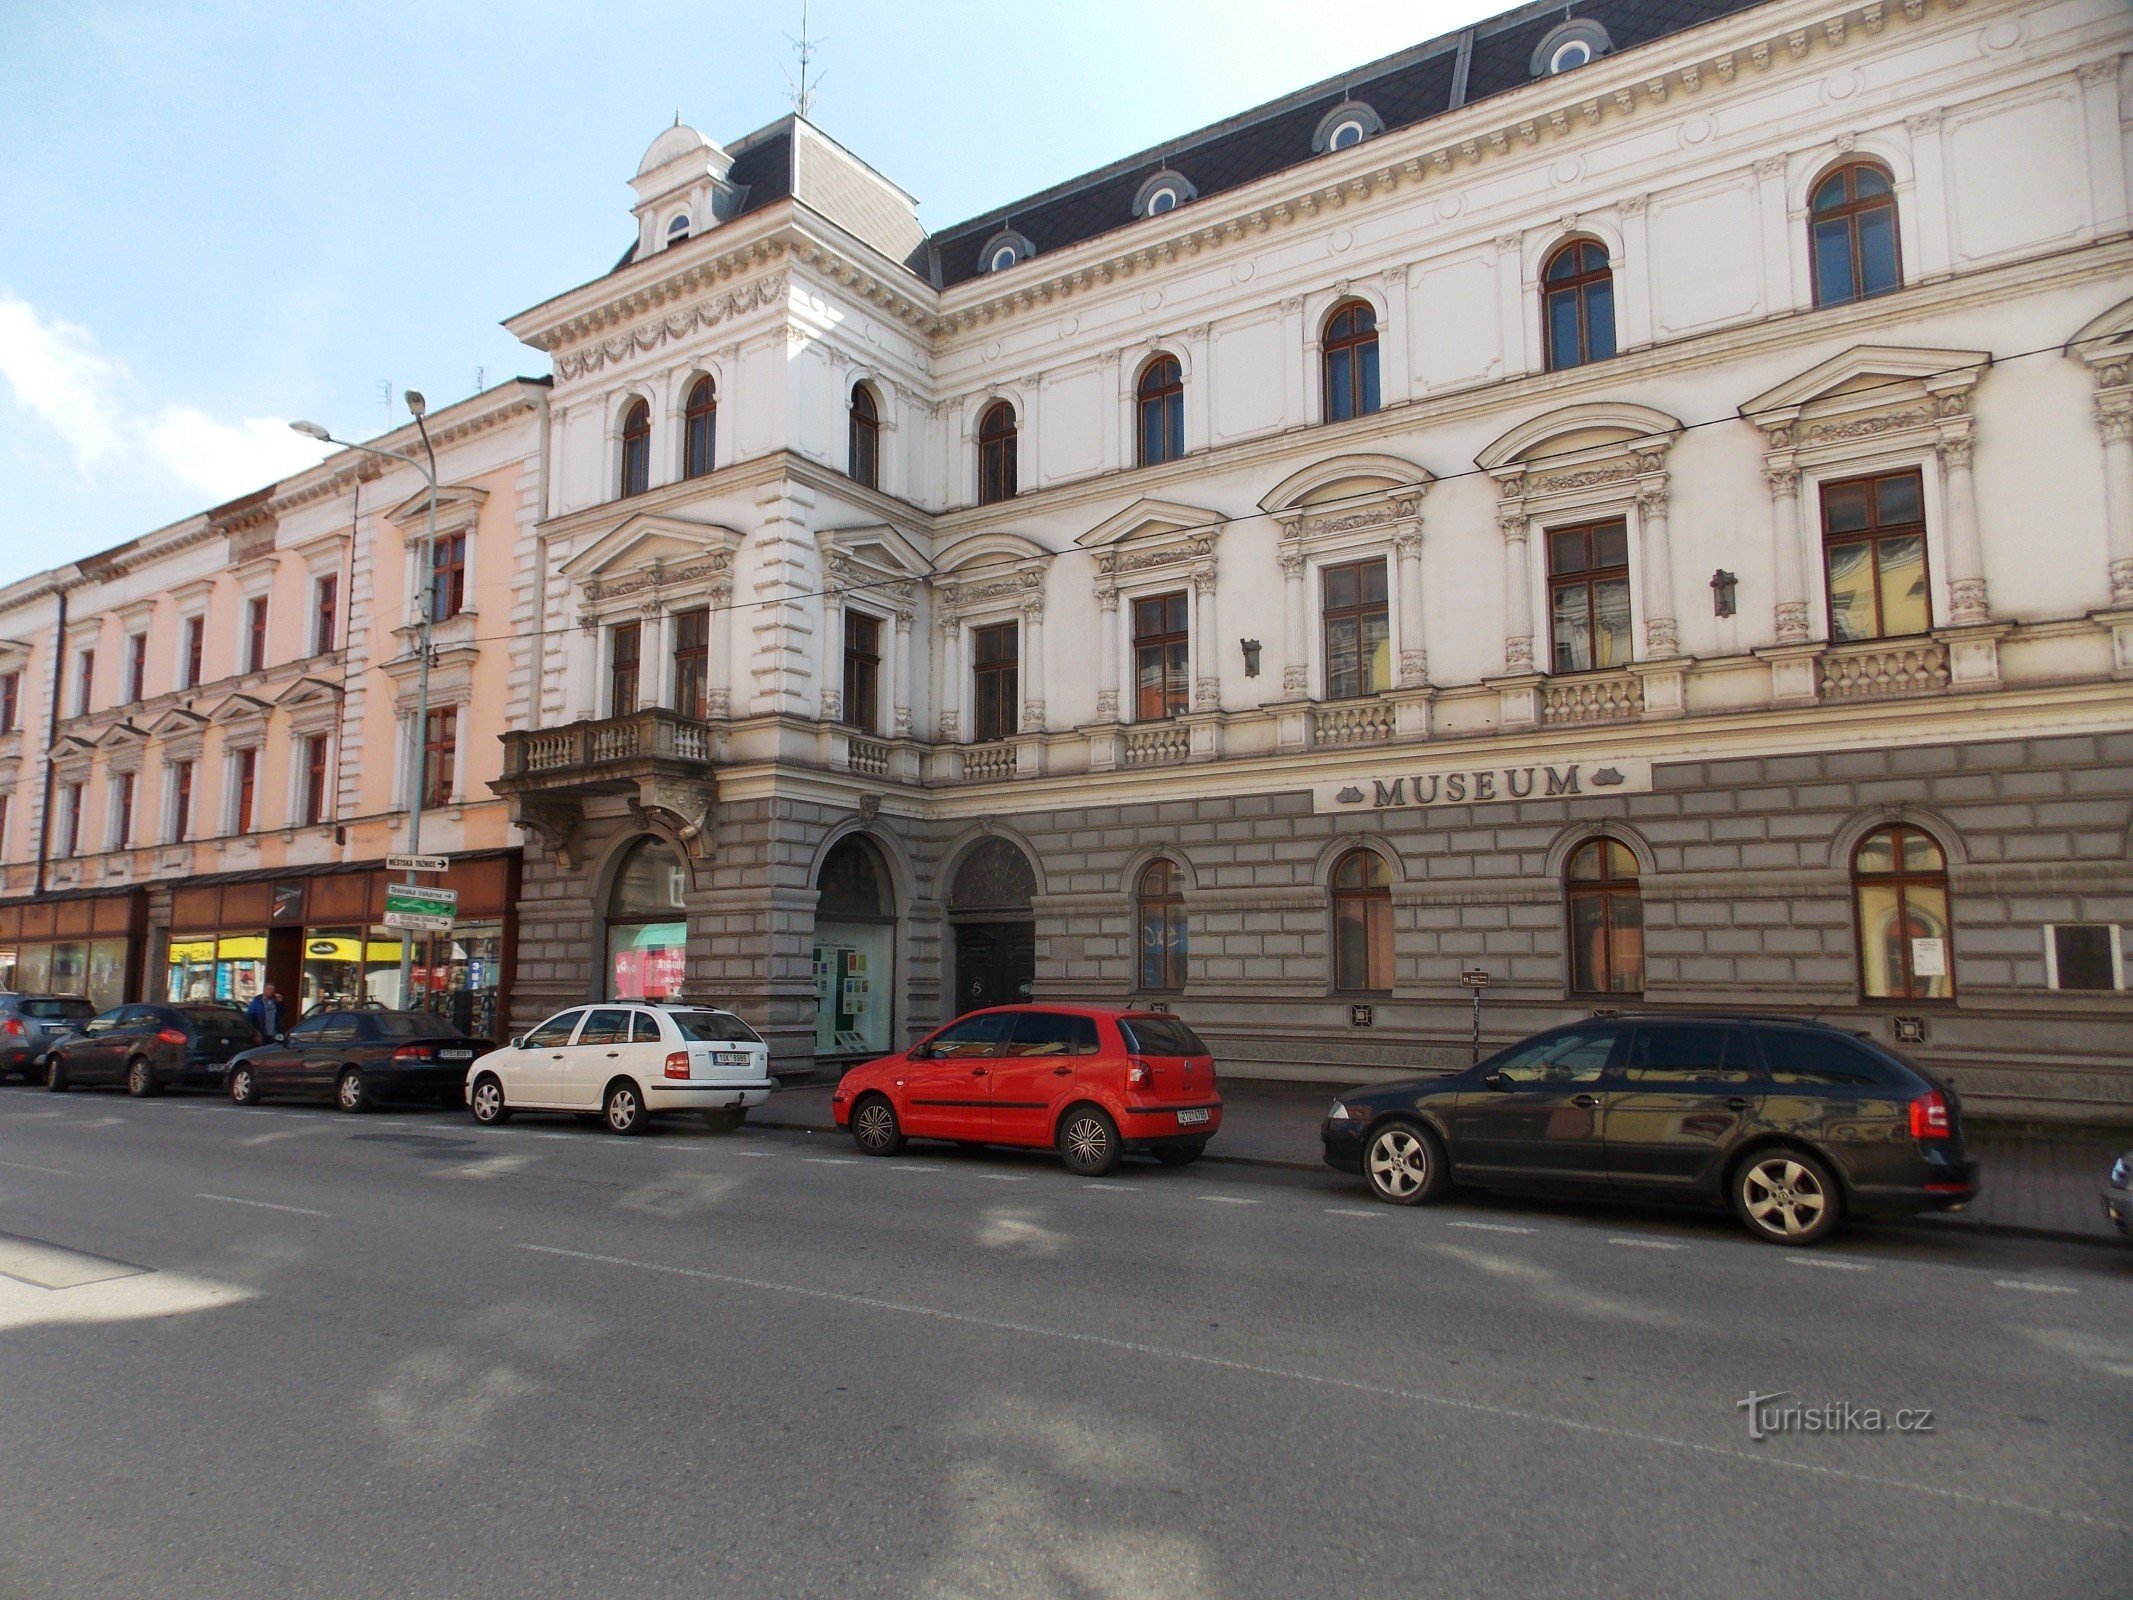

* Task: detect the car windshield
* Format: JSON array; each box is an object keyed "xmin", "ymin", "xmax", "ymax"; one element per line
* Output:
[
  {"xmin": 369, "ymin": 1012, "xmax": 466, "ymax": 1040},
  {"xmin": 668, "ymin": 1009, "xmax": 762, "ymax": 1044},
  {"xmin": 1118, "ymin": 1017, "xmax": 1209, "ymax": 1057},
  {"xmin": 20, "ymin": 998, "xmax": 95, "ymax": 1020}
]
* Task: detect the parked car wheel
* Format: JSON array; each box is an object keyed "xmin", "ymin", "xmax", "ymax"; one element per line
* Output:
[
  {"xmin": 603, "ymin": 1080, "xmax": 646, "ymax": 1135},
  {"xmin": 228, "ymin": 1065, "xmax": 260, "ymax": 1106},
  {"xmin": 336, "ymin": 1068, "xmax": 368, "ymax": 1114},
  {"xmin": 1057, "ymin": 1105, "xmax": 1121, "ymax": 1177},
  {"xmin": 46, "ymin": 1057, "xmax": 68, "ymax": 1093},
  {"xmin": 850, "ymin": 1094, "xmax": 904, "ymax": 1157},
  {"xmin": 1154, "ymin": 1142, "xmax": 1206, "ymax": 1167},
  {"xmin": 1732, "ymin": 1146, "xmax": 1841, "ymax": 1246},
  {"xmin": 469, "ymin": 1075, "xmax": 509, "ymax": 1125},
  {"xmin": 126, "ymin": 1058, "xmax": 156, "ymax": 1098},
  {"xmin": 1363, "ymin": 1120, "xmax": 1448, "ymax": 1207},
  {"xmin": 700, "ymin": 1107, "xmax": 747, "ymax": 1134}
]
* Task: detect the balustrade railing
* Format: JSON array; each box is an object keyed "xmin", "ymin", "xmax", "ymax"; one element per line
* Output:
[
  {"xmin": 1313, "ymin": 700, "xmax": 1396, "ymax": 747},
  {"xmin": 961, "ymin": 742, "xmax": 1018, "ymax": 782},
  {"xmin": 848, "ymin": 736, "xmax": 890, "ymax": 778},
  {"xmin": 1820, "ymin": 639, "xmax": 1950, "ymax": 701},
  {"xmin": 1122, "ymin": 723, "xmax": 1191, "ymax": 767},
  {"xmin": 1541, "ymin": 672, "xmax": 1644, "ymax": 726},
  {"xmin": 502, "ymin": 707, "xmax": 720, "ymax": 779}
]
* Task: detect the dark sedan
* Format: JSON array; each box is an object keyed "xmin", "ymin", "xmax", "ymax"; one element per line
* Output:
[
  {"xmin": 227, "ymin": 1009, "xmax": 482, "ymax": 1112},
  {"xmin": 1, "ymin": 993, "xmax": 97, "ymax": 1081},
  {"xmin": 1322, "ymin": 1013, "xmax": 1978, "ymax": 1246},
  {"xmin": 47, "ymin": 1003, "xmax": 259, "ymax": 1096}
]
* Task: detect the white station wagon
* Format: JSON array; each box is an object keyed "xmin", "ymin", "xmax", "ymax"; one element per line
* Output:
[{"xmin": 466, "ymin": 1003, "xmax": 773, "ymax": 1134}]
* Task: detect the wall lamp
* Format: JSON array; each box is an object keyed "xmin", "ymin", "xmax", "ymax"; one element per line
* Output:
[{"xmin": 1710, "ymin": 569, "xmax": 1738, "ymax": 619}]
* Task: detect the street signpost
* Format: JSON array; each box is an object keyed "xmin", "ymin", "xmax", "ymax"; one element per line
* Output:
[
  {"xmin": 383, "ymin": 883, "xmax": 457, "ymax": 933},
  {"xmin": 1461, "ymin": 968, "xmax": 1491, "ymax": 1063},
  {"xmin": 386, "ymin": 854, "xmax": 450, "ymax": 874}
]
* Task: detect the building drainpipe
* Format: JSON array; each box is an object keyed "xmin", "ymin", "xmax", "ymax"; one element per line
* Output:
[
  {"xmin": 33, "ymin": 582, "xmax": 70, "ymax": 898},
  {"xmin": 529, "ymin": 388, "xmax": 552, "ymax": 734},
  {"xmin": 332, "ymin": 475, "xmax": 360, "ymax": 846}
]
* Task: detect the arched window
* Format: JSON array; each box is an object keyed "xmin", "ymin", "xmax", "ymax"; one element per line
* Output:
[
  {"xmin": 606, "ymin": 836, "xmax": 687, "ymax": 1000},
  {"xmin": 682, "ymin": 378, "xmax": 716, "ymax": 480},
  {"xmin": 977, "ymin": 400, "xmax": 1018, "ymax": 504},
  {"xmin": 666, "ymin": 213, "xmax": 691, "ymax": 243},
  {"xmin": 1566, "ymin": 838, "xmax": 1643, "ymax": 996},
  {"xmin": 815, "ymin": 834, "xmax": 896, "ymax": 1058},
  {"xmin": 848, "ymin": 384, "xmax": 880, "ymax": 489},
  {"xmin": 1136, "ymin": 859, "xmax": 1187, "ymax": 992},
  {"xmin": 1331, "ymin": 848, "xmax": 1393, "ymax": 994},
  {"xmin": 1136, "ymin": 356, "xmax": 1183, "ymax": 467},
  {"xmin": 1146, "ymin": 186, "xmax": 1180, "ymax": 215},
  {"xmin": 1542, "ymin": 240, "xmax": 1615, "ymax": 372},
  {"xmin": 1328, "ymin": 119, "xmax": 1366, "ymax": 151},
  {"xmin": 619, "ymin": 400, "xmax": 652, "ymax": 498},
  {"xmin": 1322, "ymin": 300, "xmax": 1381, "ymax": 423},
  {"xmin": 1810, "ymin": 162, "xmax": 1902, "ymax": 308},
  {"xmin": 1853, "ymin": 824, "xmax": 1953, "ymax": 1001}
]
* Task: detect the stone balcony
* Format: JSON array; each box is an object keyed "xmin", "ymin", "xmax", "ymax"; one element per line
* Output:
[{"xmin": 495, "ymin": 707, "xmax": 720, "ymax": 861}]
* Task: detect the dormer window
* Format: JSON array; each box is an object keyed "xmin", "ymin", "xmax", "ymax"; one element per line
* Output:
[
  {"xmin": 1147, "ymin": 187, "xmax": 1179, "ymax": 215},
  {"xmin": 1131, "ymin": 169, "xmax": 1199, "ymax": 220},
  {"xmin": 1328, "ymin": 120, "xmax": 1366, "ymax": 151},
  {"xmin": 1532, "ymin": 19, "xmax": 1612, "ymax": 77},
  {"xmin": 1311, "ymin": 100, "xmax": 1384, "ymax": 155},
  {"xmin": 990, "ymin": 244, "xmax": 1019, "ymax": 271},
  {"xmin": 666, "ymin": 213, "xmax": 692, "ymax": 244},
  {"xmin": 979, "ymin": 229, "xmax": 1035, "ymax": 274}
]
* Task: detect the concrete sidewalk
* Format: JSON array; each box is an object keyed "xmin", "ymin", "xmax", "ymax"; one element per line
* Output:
[{"xmin": 757, "ymin": 1077, "xmax": 2128, "ymax": 1245}]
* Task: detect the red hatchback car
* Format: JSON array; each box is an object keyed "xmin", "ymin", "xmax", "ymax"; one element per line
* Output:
[{"xmin": 832, "ymin": 1005, "xmax": 1223, "ymax": 1176}]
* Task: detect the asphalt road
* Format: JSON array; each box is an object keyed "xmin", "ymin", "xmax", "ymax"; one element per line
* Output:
[{"xmin": 1, "ymin": 1084, "xmax": 2128, "ymax": 1600}]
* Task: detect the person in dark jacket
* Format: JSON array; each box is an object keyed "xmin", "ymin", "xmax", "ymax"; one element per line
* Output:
[{"xmin": 245, "ymin": 985, "xmax": 283, "ymax": 1042}]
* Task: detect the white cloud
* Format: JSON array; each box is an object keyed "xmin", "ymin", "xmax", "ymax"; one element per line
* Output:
[{"xmin": 0, "ymin": 292, "xmax": 325, "ymax": 500}]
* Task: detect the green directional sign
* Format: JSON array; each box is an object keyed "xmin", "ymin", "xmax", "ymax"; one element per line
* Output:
[{"xmin": 383, "ymin": 883, "xmax": 457, "ymax": 933}]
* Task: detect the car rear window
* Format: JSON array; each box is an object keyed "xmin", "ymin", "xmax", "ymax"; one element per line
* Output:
[
  {"xmin": 369, "ymin": 1012, "xmax": 465, "ymax": 1040},
  {"xmin": 668, "ymin": 1009, "xmax": 762, "ymax": 1045},
  {"xmin": 1117, "ymin": 1017, "xmax": 1208, "ymax": 1057},
  {"xmin": 20, "ymin": 998, "xmax": 94, "ymax": 1020},
  {"xmin": 1757, "ymin": 1028, "xmax": 1894, "ymax": 1087},
  {"xmin": 184, "ymin": 1008, "xmax": 257, "ymax": 1043}
]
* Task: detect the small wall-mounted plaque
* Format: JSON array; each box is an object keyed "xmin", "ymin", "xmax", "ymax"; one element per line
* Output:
[
  {"xmin": 1893, "ymin": 1015, "xmax": 1928, "ymax": 1045},
  {"xmin": 1349, "ymin": 1004, "xmax": 1375, "ymax": 1028}
]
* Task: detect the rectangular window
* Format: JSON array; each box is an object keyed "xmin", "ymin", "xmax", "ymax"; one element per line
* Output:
[
  {"xmin": 171, "ymin": 760, "xmax": 194, "ymax": 841},
  {"xmin": 245, "ymin": 595, "xmax": 269, "ymax": 674},
  {"xmin": 112, "ymin": 770, "xmax": 135, "ymax": 849},
  {"xmin": 0, "ymin": 792, "xmax": 8, "ymax": 856},
  {"xmin": 1321, "ymin": 559, "xmax": 1390, "ymax": 701},
  {"xmin": 843, "ymin": 611, "xmax": 881, "ymax": 733},
  {"xmin": 1822, "ymin": 469, "xmax": 1929, "ymax": 642},
  {"xmin": 183, "ymin": 616, "xmax": 205, "ymax": 688},
  {"xmin": 609, "ymin": 621, "xmax": 641, "ymax": 717},
  {"xmin": 672, "ymin": 607, "xmax": 709, "ymax": 719},
  {"xmin": 126, "ymin": 633, "xmax": 148, "ymax": 703},
  {"xmin": 75, "ymin": 648, "xmax": 95, "ymax": 715},
  {"xmin": 233, "ymin": 747, "xmax": 257, "ymax": 834},
  {"xmin": 971, "ymin": 621, "xmax": 1019, "ymax": 743},
  {"xmin": 1547, "ymin": 519, "xmax": 1633, "ymax": 674},
  {"xmin": 61, "ymin": 783, "xmax": 83, "ymax": 857},
  {"xmin": 313, "ymin": 574, "xmax": 339, "ymax": 656},
  {"xmin": 302, "ymin": 734, "xmax": 330, "ymax": 827},
  {"xmin": 429, "ymin": 534, "xmax": 467, "ymax": 622},
  {"xmin": 0, "ymin": 671, "xmax": 16, "ymax": 733},
  {"xmin": 2044, "ymin": 925, "xmax": 2123, "ymax": 992},
  {"xmin": 422, "ymin": 707, "xmax": 457, "ymax": 809},
  {"xmin": 1132, "ymin": 591, "xmax": 1191, "ymax": 720}
]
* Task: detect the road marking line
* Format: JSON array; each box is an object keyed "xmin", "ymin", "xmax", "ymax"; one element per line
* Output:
[
  {"xmin": 984, "ymin": 1174, "xmax": 1030, "ymax": 1183},
  {"xmin": 3, "ymin": 1111, "xmax": 63, "ymax": 1121},
  {"xmin": 0, "ymin": 1158, "xmax": 73, "ymax": 1177},
  {"xmin": 804, "ymin": 1157, "xmax": 858, "ymax": 1166},
  {"xmin": 1787, "ymin": 1257, "xmax": 1872, "ymax": 1272},
  {"xmin": 518, "ymin": 1242, "xmax": 2129, "ymax": 1536},
  {"xmin": 1607, "ymin": 1236, "xmax": 1686, "ymax": 1251},
  {"xmin": 1084, "ymin": 1182, "xmax": 1136, "ymax": 1192},
  {"xmin": 1447, "ymin": 1220, "xmax": 1536, "ymax": 1235},
  {"xmin": 195, "ymin": 1193, "xmax": 328, "ymax": 1218},
  {"xmin": 1198, "ymin": 1194, "xmax": 1260, "ymax": 1206},
  {"xmin": 738, "ymin": 1150, "xmax": 770, "ymax": 1159},
  {"xmin": 1325, "ymin": 1207, "xmax": 1383, "ymax": 1218},
  {"xmin": 1994, "ymin": 1279, "xmax": 2079, "ymax": 1295},
  {"xmin": 239, "ymin": 1127, "xmax": 328, "ymax": 1147}
]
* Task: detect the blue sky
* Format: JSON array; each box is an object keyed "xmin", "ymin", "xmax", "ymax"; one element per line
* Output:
[{"xmin": 0, "ymin": 0, "xmax": 1485, "ymax": 582}]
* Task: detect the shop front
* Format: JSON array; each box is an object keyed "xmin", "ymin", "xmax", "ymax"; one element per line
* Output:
[
  {"xmin": 0, "ymin": 889, "xmax": 145, "ymax": 1011},
  {"xmin": 812, "ymin": 834, "xmax": 897, "ymax": 1062}
]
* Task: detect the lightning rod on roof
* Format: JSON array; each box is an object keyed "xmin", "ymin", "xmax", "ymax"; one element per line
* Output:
[{"xmin": 785, "ymin": 0, "xmax": 826, "ymax": 117}]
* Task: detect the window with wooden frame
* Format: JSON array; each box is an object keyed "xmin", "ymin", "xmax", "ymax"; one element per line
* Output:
[
  {"xmin": 1547, "ymin": 519, "xmax": 1632, "ymax": 674},
  {"xmin": 619, "ymin": 399, "xmax": 652, "ymax": 497},
  {"xmin": 74, "ymin": 648, "xmax": 95, "ymax": 715},
  {"xmin": 1132, "ymin": 591, "xmax": 1191, "ymax": 720},
  {"xmin": 608, "ymin": 621, "xmax": 642, "ymax": 717},
  {"xmin": 970, "ymin": 621, "xmax": 1019, "ymax": 742},
  {"xmin": 233, "ymin": 747, "xmax": 257, "ymax": 834},
  {"xmin": 1853, "ymin": 824, "xmax": 1953, "ymax": 1001},
  {"xmin": 1810, "ymin": 162, "xmax": 1901, "ymax": 309},
  {"xmin": 1136, "ymin": 858, "xmax": 1188, "ymax": 992},
  {"xmin": 112, "ymin": 771, "xmax": 135, "ymax": 849},
  {"xmin": 1321, "ymin": 558, "xmax": 1390, "ymax": 700},
  {"xmin": 1566, "ymin": 837, "xmax": 1643, "ymax": 995},
  {"xmin": 302, "ymin": 734, "xmax": 330, "ymax": 827},
  {"xmin": 848, "ymin": 384, "xmax": 881, "ymax": 489},
  {"xmin": 671, "ymin": 607, "xmax": 709, "ymax": 719},
  {"xmin": 1322, "ymin": 300, "xmax": 1381, "ymax": 423},
  {"xmin": 1822, "ymin": 468, "xmax": 1929, "ymax": 642},
  {"xmin": 0, "ymin": 671, "xmax": 16, "ymax": 733},
  {"xmin": 429, "ymin": 533, "xmax": 468, "ymax": 623},
  {"xmin": 977, "ymin": 401, "xmax": 1018, "ymax": 505},
  {"xmin": 843, "ymin": 611, "xmax": 881, "ymax": 733},
  {"xmin": 313, "ymin": 574, "xmax": 339, "ymax": 656},
  {"xmin": 1542, "ymin": 239, "xmax": 1616, "ymax": 372},
  {"xmin": 1331, "ymin": 847, "xmax": 1394, "ymax": 994},
  {"xmin": 171, "ymin": 760, "xmax": 193, "ymax": 841},
  {"xmin": 126, "ymin": 633, "xmax": 148, "ymax": 703},
  {"xmin": 183, "ymin": 615, "xmax": 205, "ymax": 688},
  {"xmin": 60, "ymin": 783, "xmax": 82, "ymax": 857},
  {"xmin": 1136, "ymin": 356, "xmax": 1184, "ymax": 467},
  {"xmin": 421, "ymin": 707, "xmax": 458, "ymax": 810},
  {"xmin": 245, "ymin": 595, "xmax": 269, "ymax": 675},
  {"xmin": 683, "ymin": 378, "xmax": 716, "ymax": 479}
]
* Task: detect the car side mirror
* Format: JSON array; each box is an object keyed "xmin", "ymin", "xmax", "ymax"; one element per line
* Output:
[
  {"xmin": 908, "ymin": 1042, "xmax": 932, "ymax": 1061},
  {"xmin": 510, "ymin": 1036, "xmax": 525, "ymax": 1050},
  {"xmin": 274, "ymin": 1032, "xmax": 286, "ymax": 1044},
  {"xmin": 1483, "ymin": 1069, "xmax": 1510, "ymax": 1090}
]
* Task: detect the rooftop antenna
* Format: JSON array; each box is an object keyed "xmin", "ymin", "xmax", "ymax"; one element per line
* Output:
[
  {"xmin": 375, "ymin": 378, "xmax": 393, "ymax": 429},
  {"xmin": 784, "ymin": 0, "xmax": 825, "ymax": 118}
]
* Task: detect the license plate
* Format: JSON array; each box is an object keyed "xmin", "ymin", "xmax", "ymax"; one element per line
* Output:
[
  {"xmin": 439, "ymin": 1049, "xmax": 473, "ymax": 1060},
  {"xmin": 1175, "ymin": 1107, "xmax": 1210, "ymax": 1126},
  {"xmin": 714, "ymin": 1051, "xmax": 751, "ymax": 1067}
]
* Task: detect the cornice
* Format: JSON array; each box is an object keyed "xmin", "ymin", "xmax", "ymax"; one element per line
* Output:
[{"xmin": 509, "ymin": 223, "xmax": 796, "ymax": 354}]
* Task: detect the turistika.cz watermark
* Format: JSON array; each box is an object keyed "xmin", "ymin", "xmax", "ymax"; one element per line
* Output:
[{"xmin": 1737, "ymin": 1390, "xmax": 1936, "ymax": 1442}]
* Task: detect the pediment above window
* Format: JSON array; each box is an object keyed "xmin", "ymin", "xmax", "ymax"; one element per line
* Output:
[
  {"xmin": 1740, "ymin": 344, "xmax": 1989, "ymax": 450},
  {"xmin": 564, "ymin": 513, "xmax": 743, "ymax": 602},
  {"xmin": 1260, "ymin": 453, "xmax": 1432, "ymax": 545},
  {"xmin": 936, "ymin": 537, "xmax": 1049, "ymax": 625},
  {"xmin": 275, "ymin": 676, "xmax": 343, "ymax": 734},
  {"xmin": 206, "ymin": 692, "xmax": 272, "ymax": 729},
  {"xmin": 819, "ymin": 522, "xmax": 929, "ymax": 612},
  {"xmin": 50, "ymin": 733, "xmax": 96, "ymax": 779},
  {"xmin": 386, "ymin": 483, "xmax": 489, "ymax": 542}
]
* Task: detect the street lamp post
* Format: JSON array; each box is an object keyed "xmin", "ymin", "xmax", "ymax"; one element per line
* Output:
[{"xmin": 291, "ymin": 393, "xmax": 440, "ymax": 1009}]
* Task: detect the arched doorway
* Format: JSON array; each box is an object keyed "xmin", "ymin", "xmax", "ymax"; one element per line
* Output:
[
  {"xmin": 606, "ymin": 836, "xmax": 688, "ymax": 1000},
  {"xmin": 814, "ymin": 834, "xmax": 896, "ymax": 1060},
  {"xmin": 948, "ymin": 837, "xmax": 1036, "ymax": 1015}
]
